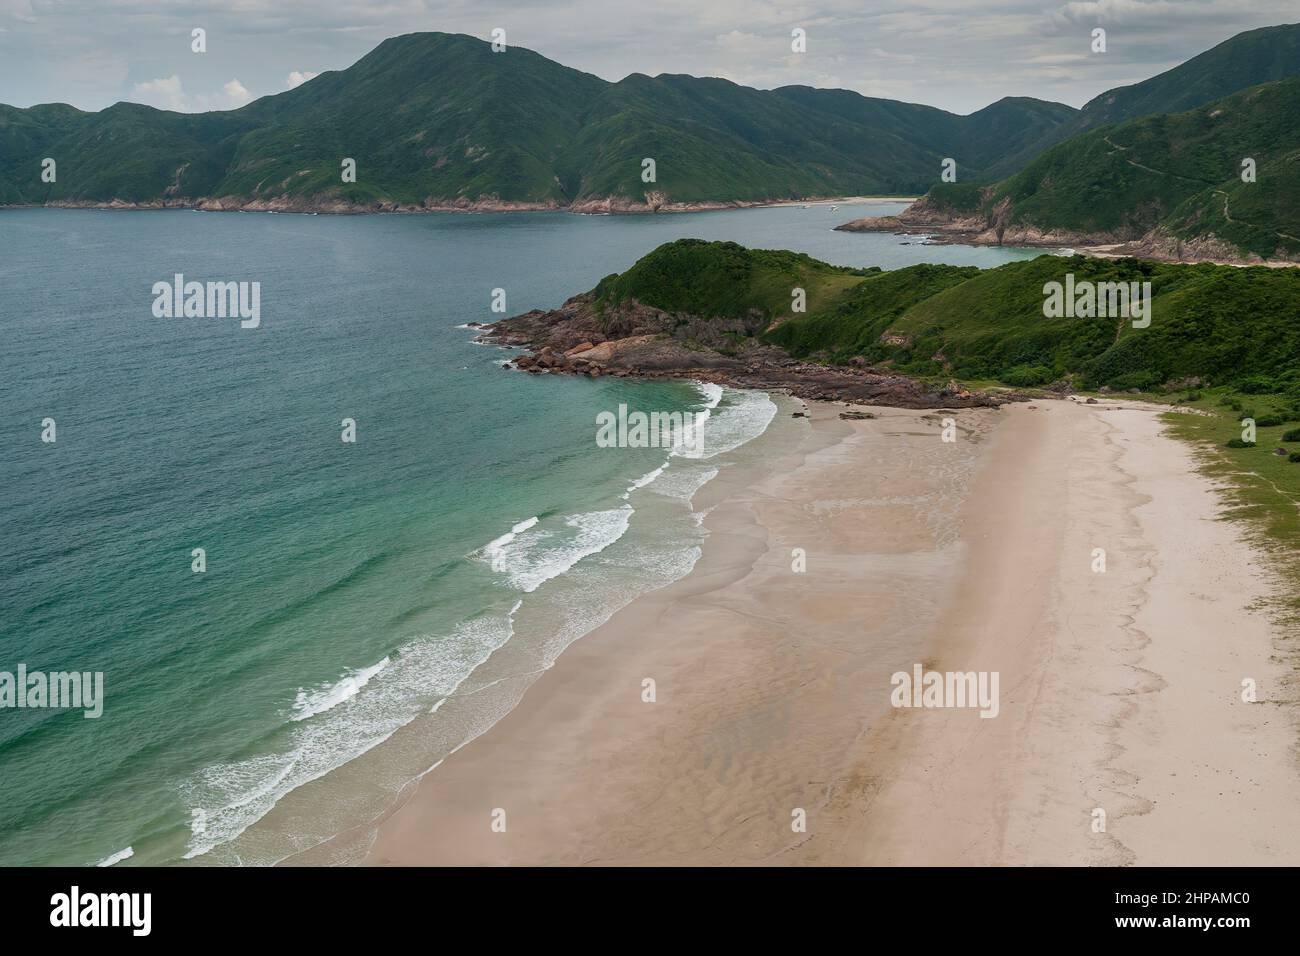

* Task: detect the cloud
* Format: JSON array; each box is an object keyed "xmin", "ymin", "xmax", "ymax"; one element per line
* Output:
[
  {"xmin": 223, "ymin": 79, "xmax": 251, "ymax": 105},
  {"xmin": 870, "ymin": 47, "xmax": 916, "ymax": 64},
  {"xmin": 0, "ymin": 0, "xmax": 35, "ymax": 24},
  {"xmin": 1026, "ymin": 53, "xmax": 1092, "ymax": 64},
  {"xmin": 8, "ymin": 0, "xmax": 1300, "ymax": 115},
  {"xmin": 130, "ymin": 74, "xmax": 187, "ymax": 111},
  {"xmin": 128, "ymin": 76, "xmax": 253, "ymax": 112},
  {"xmin": 1053, "ymin": 0, "xmax": 1185, "ymax": 25},
  {"xmin": 714, "ymin": 29, "xmax": 769, "ymax": 56}
]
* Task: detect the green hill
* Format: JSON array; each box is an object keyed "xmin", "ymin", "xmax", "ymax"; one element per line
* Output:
[
  {"xmin": 606, "ymin": 240, "xmax": 1300, "ymax": 394},
  {"xmin": 591, "ymin": 238, "xmax": 878, "ymax": 322},
  {"xmin": 0, "ymin": 32, "xmax": 1074, "ymax": 209},
  {"xmin": 984, "ymin": 22, "xmax": 1300, "ymax": 180},
  {"xmin": 896, "ymin": 76, "xmax": 1300, "ymax": 261}
]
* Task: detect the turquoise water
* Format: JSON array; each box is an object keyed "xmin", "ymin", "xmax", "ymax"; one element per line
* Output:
[{"xmin": 0, "ymin": 202, "xmax": 1038, "ymax": 866}]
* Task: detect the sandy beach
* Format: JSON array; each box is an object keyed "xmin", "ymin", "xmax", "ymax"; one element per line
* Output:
[{"xmin": 361, "ymin": 399, "xmax": 1300, "ymax": 866}]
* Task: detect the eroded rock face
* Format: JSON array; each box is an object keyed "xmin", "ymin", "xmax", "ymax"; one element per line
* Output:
[
  {"xmin": 834, "ymin": 196, "xmax": 1128, "ymax": 249},
  {"xmin": 478, "ymin": 295, "xmax": 1018, "ymax": 409},
  {"xmin": 1111, "ymin": 226, "xmax": 1290, "ymax": 264},
  {"xmin": 834, "ymin": 194, "xmax": 1297, "ymax": 264}
]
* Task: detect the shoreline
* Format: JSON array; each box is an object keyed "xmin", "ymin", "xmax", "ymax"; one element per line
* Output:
[
  {"xmin": 0, "ymin": 195, "xmax": 915, "ymax": 218},
  {"xmin": 835, "ymin": 212, "xmax": 1300, "ymax": 268},
  {"xmin": 480, "ymin": 302, "xmax": 1030, "ymax": 411},
  {"xmin": 353, "ymin": 397, "xmax": 1300, "ymax": 865}
]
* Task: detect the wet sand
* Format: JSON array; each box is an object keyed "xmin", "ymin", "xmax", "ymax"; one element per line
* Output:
[{"xmin": 363, "ymin": 400, "xmax": 1300, "ymax": 865}]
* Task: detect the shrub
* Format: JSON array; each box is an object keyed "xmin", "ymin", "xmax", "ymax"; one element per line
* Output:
[
  {"xmin": 1291, "ymin": 452, "xmax": 1300, "ymax": 463},
  {"xmin": 1106, "ymin": 370, "xmax": 1162, "ymax": 392},
  {"xmin": 1284, "ymin": 429, "xmax": 1300, "ymax": 442},
  {"xmin": 1002, "ymin": 364, "xmax": 1055, "ymax": 387},
  {"xmin": 1255, "ymin": 416, "xmax": 1284, "ymax": 428},
  {"xmin": 1238, "ymin": 375, "xmax": 1278, "ymax": 395},
  {"xmin": 899, "ymin": 358, "xmax": 944, "ymax": 377},
  {"xmin": 1226, "ymin": 439, "xmax": 1256, "ymax": 448}
]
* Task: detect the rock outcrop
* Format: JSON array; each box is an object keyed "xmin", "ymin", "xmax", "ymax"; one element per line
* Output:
[
  {"xmin": 833, "ymin": 193, "xmax": 1295, "ymax": 265},
  {"xmin": 480, "ymin": 294, "xmax": 1019, "ymax": 409}
]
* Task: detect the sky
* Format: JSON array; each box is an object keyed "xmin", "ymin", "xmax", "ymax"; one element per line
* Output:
[{"xmin": 1, "ymin": 0, "xmax": 1297, "ymax": 115}]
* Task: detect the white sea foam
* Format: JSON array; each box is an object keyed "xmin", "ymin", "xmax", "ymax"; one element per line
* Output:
[
  {"xmin": 653, "ymin": 464, "xmax": 719, "ymax": 501},
  {"xmin": 693, "ymin": 388, "xmax": 778, "ymax": 460},
  {"xmin": 181, "ymin": 602, "xmax": 524, "ymax": 861},
  {"xmin": 622, "ymin": 463, "xmax": 667, "ymax": 499},
  {"xmin": 95, "ymin": 846, "xmax": 134, "ymax": 867},
  {"xmin": 481, "ymin": 506, "xmax": 634, "ymax": 593},
  {"xmin": 483, "ymin": 516, "xmax": 540, "ymax": 572},
  {"xmin": 292, "ymin": 657, "xmax": 391, "ymax": 722},
  {"xmin": 531, "ymin": 538, "xmax": 705, "ymax": 668},
  {"xmin": 696, "ymin": 381, "xmax": 724, "ymax": 410}
]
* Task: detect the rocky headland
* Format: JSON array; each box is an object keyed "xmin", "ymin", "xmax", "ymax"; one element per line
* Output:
[
  {"xmin": 478, "ymin": 293, "xmax": 1017, "ymax": 409},
  {"xmin": 834, "ymin": 192, "xmax": 1293, "ymax": 266}
]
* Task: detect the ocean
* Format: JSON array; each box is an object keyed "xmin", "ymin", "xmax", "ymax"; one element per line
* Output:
[{"xmin": 0, "ymin": 201, "xmax": 1038, "ymax": 865}]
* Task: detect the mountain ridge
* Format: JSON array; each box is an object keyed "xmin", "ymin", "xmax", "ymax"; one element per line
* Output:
[
  {"xmin": 981, "ymin": 22, "xmax": 1300, "ymax": 180},
  {"xmin": 837, "ymin": 73, "xmax": 1300, "ymax": 263},
  {"xmin": 0, "ymin": 30, "xmax": 1073, "ymax": 211}
]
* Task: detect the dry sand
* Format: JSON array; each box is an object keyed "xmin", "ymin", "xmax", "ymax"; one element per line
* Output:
[{"xmin": 362, "ymin": 399, "xmax": 1300, "ymax": 865}]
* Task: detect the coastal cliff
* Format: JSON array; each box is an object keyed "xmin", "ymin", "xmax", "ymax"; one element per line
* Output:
[{"xmin": 479, "ymin": 290, "xmax": 1008, "ymax": 409}]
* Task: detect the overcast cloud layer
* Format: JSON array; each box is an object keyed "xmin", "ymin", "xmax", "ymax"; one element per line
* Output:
[{"xmin": 1, "ymin": 0, "xmax": 1296, "ymax": 115}]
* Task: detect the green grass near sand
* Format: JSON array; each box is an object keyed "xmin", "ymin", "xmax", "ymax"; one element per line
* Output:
[{"xmin": 1103, "ymin": 389, "xmax": 1300, "ymax": 626}]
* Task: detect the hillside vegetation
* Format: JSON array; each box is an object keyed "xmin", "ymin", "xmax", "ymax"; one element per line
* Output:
[
  {"xmin": 606, "ymin": 240, "xmax": 1300, "ymax": 395},
  {"xmin": 983, "ymin": 22, "xmax": 1300, "ymax": 179},
  {"xmin": 881, "ymin": 72, "xmax": 1300, "ymax": 262},
  {"xmin": 864, "ymin": 24, "xmax": 1300, "ymax": 262},
  {"xmin": 0, "ymin": 32, "xmax": 1073, "ymax": 209},
  {"xmin": 985, "ymin": 78, "xmax": 1300, "ymax": 258}
]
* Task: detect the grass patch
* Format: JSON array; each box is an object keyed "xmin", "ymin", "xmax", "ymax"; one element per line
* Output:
[{"xmin": 1160, "ymin": 388, "xmax": 1300, "ymax": 626}]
